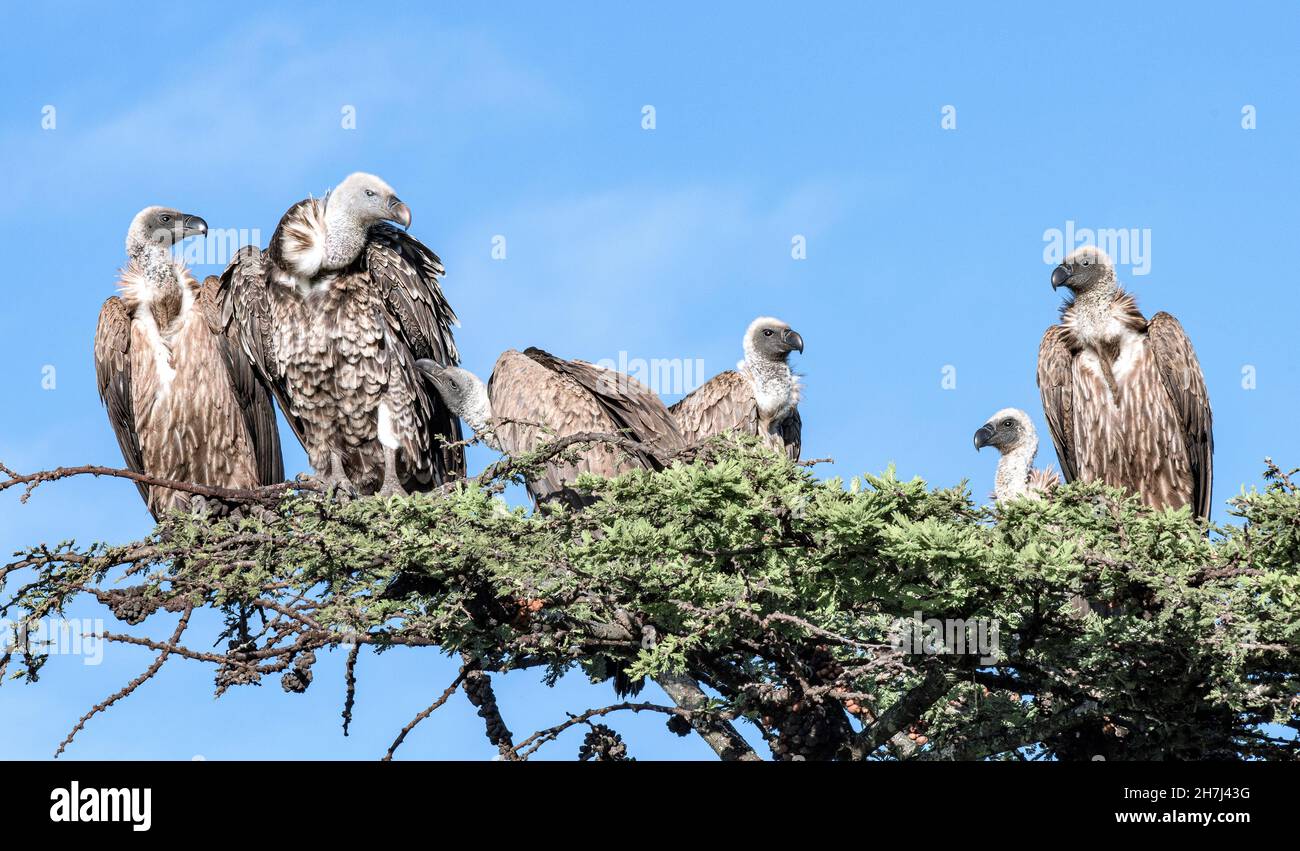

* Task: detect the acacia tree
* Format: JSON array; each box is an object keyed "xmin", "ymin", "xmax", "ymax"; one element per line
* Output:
[{"xmin": 2, "ymin": 435, "xmax": 1297, "ymax": 761}]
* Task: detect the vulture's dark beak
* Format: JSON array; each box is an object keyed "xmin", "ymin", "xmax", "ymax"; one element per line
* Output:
[
  {"xmin": 182, "ymin": 215, "xmax": 208, "ymax": 238},
  {"xmin": 414, "ymin": 358, "xmax": 443, "ymax": 382},
  {"xmin": 389, "ymin": 199, "xmax": 412, "ymax": 230},
  {"xmin": 974, "ymin": 423, "xmax": 996, "ymax": 451},
  {"xmin": 1051, "ymin": 264, "xmax": 1071, "ymax": 290},
  {"xmin": 782, "ymin": 328, "xmax": 805, "ymax": 354}
]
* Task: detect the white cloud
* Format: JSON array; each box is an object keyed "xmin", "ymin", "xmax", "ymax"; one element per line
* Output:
[{"xmin": 444, "ymin": 179, "xmax": 859, "ymax": 376}]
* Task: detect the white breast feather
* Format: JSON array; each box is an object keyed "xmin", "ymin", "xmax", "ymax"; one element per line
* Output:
[
  {"xmin": 377, "ymin": 402, "xmax": 400, "ymax": 450},
  {"xmin": 1111, "ymin": 330, "xmax": 1146, "ymax": 384}
]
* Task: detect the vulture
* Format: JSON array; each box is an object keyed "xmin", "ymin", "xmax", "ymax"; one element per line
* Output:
[
  {"xmin": 1037, "ymin": 246, "xmax": 1214, "ymax": 518},
  {"xmin": 94, "ymin": 207, "xmax": 284, "ymax": 519},
  {"xmin": 974, "ymin": 408, "xmax": 1059, "ymax": 502},
  {"xmin": 670, "ymin": 316, "xmax": 804, "ymax": 460},
  {"xmin": 218, "ymin": 173, "xmax": 464, "ymax": 497},
  {"xmin": 416, "ymin": 348, "xmax": 685, "ymax": 508}
]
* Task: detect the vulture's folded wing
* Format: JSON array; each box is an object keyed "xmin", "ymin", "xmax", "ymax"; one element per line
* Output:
[
  {"xmin": 367, "ymin": 224, "xmax": 458, "ymax": 365},
  {"xmin": 201, "ymin": 275, "xmax": 284, "ymax": 486},
  {"xmin": 668, "ymin": 370, "xmax": 758, "ymax": 447},
  {"xmin": 488, "ymin": 349, "xmax": 627, "ymax": 503},
  {"xmin": 217, "ymin": 245, "xmax": 309, "ymax": 456},
  {"xmin": 366, "ymin": 225, "xmax": 465, "ymax": 483},
  {"xmin": 522, "ymin": 347, "xmax": 685, "ymax": 468},
  {"xmin": 1146, "ymin": 312, "xmax": 1214, "ymax": 519},
  {"xmin": 777, "ymin": 406, "xmax": 802, "ymax": 462},
  {"xmin": 93, "ymin": 296, "xmax": 150, "ymax": 506},
  {"xmin": 1036, "ymin": 325, "xmax": 1079, "ymax": 483}
]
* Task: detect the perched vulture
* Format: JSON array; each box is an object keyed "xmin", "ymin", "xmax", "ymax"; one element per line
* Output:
[
  {"xmin": 1037, "ymin": 246, "xmax": 1214, "ymax": 518},
  {"xmin": 94, "ymin": 207, "xmax": 284, "ymax": 519},
  {"xmin": 416, "ymin": 348, "xmax": 684, "ymax": 508},
  {"xmin": 670, "ymin": 316, "xmax": 804, "ymax": 460},
  {"xmin": 974, "ymin": 407, "xmax": 1059, "ymax": 502},
  {"xmin": 218, "ymin": 173, "xmax": 464, "ymax": 497}
]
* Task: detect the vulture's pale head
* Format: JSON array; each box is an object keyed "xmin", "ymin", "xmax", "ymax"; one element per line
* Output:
[
  {"xmin": 328, "ymin": 172, "xmax": 412, "ymax": 229},
  {"xmin": 125, "ymin": 206, "xmax": 207, "ymax": 257},
  {"xmin": 974, "ymin": 408, "xmax": 1037, "ymax": 455},
  {"xmin": 1051, "ymin": 245, "xmax": 1115, "ymax": 294},
  {"xmin": 743, "ymin": 316, "xmax": 804, "ymax": 363},
  {"xmin": 416, "ymin": 360, "xmax": 490, "ymax": 429}
]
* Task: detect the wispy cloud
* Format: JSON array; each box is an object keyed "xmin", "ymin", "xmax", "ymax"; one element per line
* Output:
[
  {"xmin": 444, "ymin": 179, "xmax": 862, "ymax": 378},
  {"xmin": 0, "ymin": 14, "xmax": 571, "ymax": 220}
]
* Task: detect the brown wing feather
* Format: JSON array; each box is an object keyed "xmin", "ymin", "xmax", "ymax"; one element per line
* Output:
[
  {"xmin": 1146, "ymin": 312, "xmax": 1214, "ymax": 519},
  {"xmin": 1029, "ymin": 466, "xmax": 1061, "ymax": 494},
  {"xmin": 777, "ymin": 406, "xmax": 802, "ymax": 461},
  {"xmin": 366, "ymin": 225, "xmax": 457, "ymax": 364},
  {"xmin": 217, "ymin": 244, "xmax": 311, "ymax": 454},
  {"xmin": 366, "ymin": 226, "xmax": 465, "ymax": 484},
  {"xmin": 1037, "ymin": 325, "xmax": 1079, "ymax": 483},
  {"xmin": 488, "ymin": 350, "xmax": 649, "ymax": 506},
  {"xmin": 93, "ymin": 296, "xmax": 149, "ymax": 505},
  {"xmin": 669, "ymin": 370, "xmax": 758, "ymax": 446},
  {"xmin": 521, "ymin": 348, "xmax": 684, "ymax": 467},
  {"xmin": 201, "ymin": 275, "xmax": 284, "ymax": 486}
]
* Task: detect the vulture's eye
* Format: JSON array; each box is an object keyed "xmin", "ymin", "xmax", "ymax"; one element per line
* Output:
[
  {"xmin": 1082, "ymin": 259, "xmax": 1091, "ymax": 266},
  {"xmin": 763, "ymin": 329, "xmax": 774, "ymax": 336},
  {"xmin": 365, "ymin": 189, "xmax": 376, "ymax": 198},
  {"xmin": 1003, "ymin": 420, "xmax": 1015, "ymax": 428},
  {"xmin": 159, "ymin": 215, "xmax": 171, "ymax": 223}
]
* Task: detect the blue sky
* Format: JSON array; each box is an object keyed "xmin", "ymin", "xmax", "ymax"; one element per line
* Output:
[{"xmin": 1, "ymin": 2, "xmax": 1297, "ymax": 760}]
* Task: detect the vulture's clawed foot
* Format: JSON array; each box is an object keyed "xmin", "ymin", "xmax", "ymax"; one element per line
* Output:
[
  {"xmin": 306, "ymin": 453, "xmax": 358, "ymax": 502},
  {"xmin": 324, "ymin": 475, "xmax": 358, "ymax": 503},
  {"xmin": 228, "ymin": 504, "xmax": 278, "ymax": 524},
  {"xmin": 298, "ymin": 470, "xmax": 357, "ymax": 502}
]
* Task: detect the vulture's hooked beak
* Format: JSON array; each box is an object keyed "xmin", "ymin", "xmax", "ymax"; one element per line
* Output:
[
  {"xmin": 389, "ymin": 198, "xmax": 412, "ymax": 230},
  {"xmin": 973, "ymin": 422, "xmax": 996, "ymax": 451},
  {"xmin": 1051, "ymin": 264, "xmax": 1071, "ymax": 290},
  {"xmin": 783, "ymin": 328, "xmax": 805, "ymax": 354},
  {"xmin": 414, "ymin": 359, "xmax": 443, "ymax": 382},
  {"xmin": 182, "ymin": 215, "xmax": 208, "ymax": 238}
]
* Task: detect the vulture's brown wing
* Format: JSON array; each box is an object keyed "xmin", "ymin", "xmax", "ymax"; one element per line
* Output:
[
  {"xmin": 201, "ymin": 275, "xmax": 284, "ymax": 486},
  {"xmin": 488, "ymin": 350, "xmax": 635, "ymax": 505},
  {"xmin": 1146, "ymin": 312, "xmax": 1214, "ymax": 519},
  {"xmin": 669, "ymin": 370, "xmax": 759, "ymax": 447},
  {"xmin": 217, "ymin": 245, "xmax": 309, "ymax": 455},
  {"xmin": 93, "ymin": 296, "xmax": 149, "ymax": 506},
  {"xmin": 1037, "ymin": 325, "xmax": 1079, "ymax": 483},
  {"xmin": 367, "ymin": 225, "xmax": 458, "ymax": 365},
  {"xmin": 366, "ymin": 225, "xmax": 465, "ymax": 484},
  {"xmin": 521, "ymin": 347, "xmax": 685, "ymax": 468},
  {"xmin": 777, "ymin": 406, "xmax": 802, "ymax": 462}
]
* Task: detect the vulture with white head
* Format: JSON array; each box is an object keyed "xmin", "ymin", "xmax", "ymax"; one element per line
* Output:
[
  {"xmin": 670, "ymin": 316, "xmax": 804, "ymax": 460},
  {"xmin": 1037, "ymin": 246, "xmax": 1213, "ymax": 518},
  {"xmin": 218, "ymin": 173, "xmax": 464, "ymax": 496},
  {"xmin": 974, "ymin": 408, "xmax": 1059, "ymax": 502},
  {"xmin": 417, "ymin": 348, "xmax": 684, "ymax": 508},
  {"xmin": 94, "ymin": 207, "xmax": 284, "ymax": 518}
]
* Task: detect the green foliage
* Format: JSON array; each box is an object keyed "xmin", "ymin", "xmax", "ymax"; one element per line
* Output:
[{"xmin": 3, "ymin": 435, "xmax": 1298, "ymax": 760}]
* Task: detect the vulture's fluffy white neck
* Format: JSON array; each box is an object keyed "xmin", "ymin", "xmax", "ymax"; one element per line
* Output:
[
  {"xmin": 460, "ymin": 384, "xmax": 496, "ymax": 449},
  {"xmin": 740, "ymin": 347, "xmax": 800, "ymax": 420},
  {"xmin": 1067, "ymin": 279, "xmax": 1125, "ymax": 346},
  {"xmin": 275, "ymin": 199, "xmax": 367, "ymax": 279},
  {"xmin": 321, "ymin": 204, "xmax": 370, "ymax": 271},
  {"xmin": 120, "ymin": 243, "xmax": 193, "ymax": 333},
  {"xmin": 994, "ymin": 438, "xmax": 1038, "ymax": 502}
]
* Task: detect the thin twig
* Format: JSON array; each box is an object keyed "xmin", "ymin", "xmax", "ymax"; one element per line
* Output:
[{"xmin": 54, "ymin": 607, "xmax": 193, "ymax": 758}]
